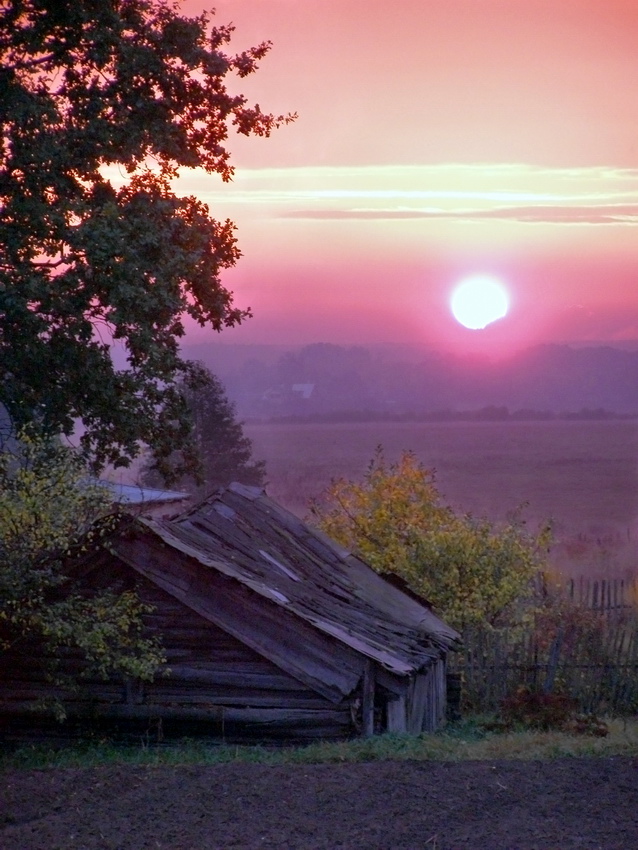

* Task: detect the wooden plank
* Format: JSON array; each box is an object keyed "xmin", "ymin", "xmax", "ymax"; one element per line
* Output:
[
  {"xmin": 107, "ymin": 705, "xmax": 353, "ymax": 727},
  {"xmin": 407, "ymin": 671, "xmax": 430, "ymax": 734},
  {"xmin": 165, "ymin": 665, "xmax": 316, "ymax": 691},
  {"xmin": 435, "ymin": 658, "xmax": 447, "ymax": 728},
  {"xmin": 143, "ymin": 691, "xmax": 336, "ymax": 709},
  {"xmin": 113, "ymin": 534, "xmax": 363, "ymax": 702},
  {"xmin": 361, "ymin": 658, "xmax": 375, "ymax": 737},
  {"xmin": 0, "ymin": 701, "xmax": 353, "ymax": 727},
  {"xmin": 304, "ymin": 617, "xmax": 415, "ymax": 676},
  {"xmin": 386, "ymin": 695, "xmax": 407, "ymax": 733}
]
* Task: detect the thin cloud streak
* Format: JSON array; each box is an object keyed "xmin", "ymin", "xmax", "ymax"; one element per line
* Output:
[
  {"xmin": 224, "ymin": 163, "xmax": 638, "ymax": 183},
  {"xmin": 279, "ymin": 204, "xmax": 638, "ymax": 225},
  {"xmin": 173, "ymin": 164, "xmax": 638, "ymax": 226}
]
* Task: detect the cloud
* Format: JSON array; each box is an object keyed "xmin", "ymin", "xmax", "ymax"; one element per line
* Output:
[
  {"xmin": 278, "ymin": 204, "xmax": 638, "ymax": 225},
  {"xmin": 166, "ymin": 163, "xmax": 638, "ymax": 229}
]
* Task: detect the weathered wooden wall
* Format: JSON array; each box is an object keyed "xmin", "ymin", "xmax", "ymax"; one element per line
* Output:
[
  {"xmin": 0, "ymin": 561, "xmax": 355, "ymax": 742},
  {"xmin": 0, "ymin": 540, "xmax": 453, "ymax": 742},
  {"xmin": 137, "ymin": 578, "xmax": 355, "ymax": 740}
]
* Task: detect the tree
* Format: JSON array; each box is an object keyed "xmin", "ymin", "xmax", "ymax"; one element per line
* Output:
[
  {"xmin": 143, "ymin": 365, "xmax": 266, "ymax": 495},
  {"xmin": 0, "ymin": 0, "xmax": 293, "ymax": 480},
  {"xmin": 0, "ymin": 430, "xmax": 165, "ymax": 717},
  {"xmin": 310, "ymin": 448, "xmax": 551, "ymax": 631}
]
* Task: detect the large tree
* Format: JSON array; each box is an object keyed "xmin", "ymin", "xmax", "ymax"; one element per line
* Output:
[{"xmin": 0, "ymin": 0, "xmax": 292, "ymax": 480}]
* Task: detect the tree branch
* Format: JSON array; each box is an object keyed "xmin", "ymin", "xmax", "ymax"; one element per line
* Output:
[{"xmin": 3, "ymin": 52, "xmax": 57, "ymax": 72}]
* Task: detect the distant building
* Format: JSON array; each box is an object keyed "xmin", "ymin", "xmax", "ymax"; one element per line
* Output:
[{"xmin": 291, "ymin": 382, "xmax": 315, "ymax": 400}]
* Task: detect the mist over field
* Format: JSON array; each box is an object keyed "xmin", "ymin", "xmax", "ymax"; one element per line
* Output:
[
  {"xmin": 242, "ymin": 419, "xmax": 638, "ymax": 581},
  {"xmin": 181, "ymin": 341, "xmax": 638, "ymax": 580}
]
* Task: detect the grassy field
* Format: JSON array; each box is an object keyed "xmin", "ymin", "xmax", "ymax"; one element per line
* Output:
[
  {"xmin": 3, "ymin": 717, "xmax": 638, "ymax": 769},
  {"xmin": 245, "ymin": 419, "xmax": 638, "ymax": 578}
]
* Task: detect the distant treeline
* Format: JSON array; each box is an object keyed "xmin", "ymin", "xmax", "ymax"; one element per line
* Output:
[
  {"xmin": 246, "ymin": 406, "xmax": 638, "ymax": 425},
  {"xmin": 187, "ymin": 341, "xmax": 638, "ymax": 420}
]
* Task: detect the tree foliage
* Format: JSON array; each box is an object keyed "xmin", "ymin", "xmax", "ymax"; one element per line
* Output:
[
  {"xmin": 0, "ymin": 430, "xmax": 165, "ymax": 715},
  {"xmin": 0, "ymin": 0, "xmax": 293, "ymax": 479},
  {"xmin": 311, "ymin": 448, "xmax": 551, "ymax": 631},
  {"xmin": 143, "ymin": 364, "xmax": 266, "ymax": 494}
]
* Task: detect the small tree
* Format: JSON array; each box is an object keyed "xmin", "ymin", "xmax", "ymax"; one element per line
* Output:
[
  {"xmin": 311, "ymin": 448, "xmax": 551, "ymax": 631},
  {"xmin": 0, "ymin": 430, "xmax": 164, "ymax": 717},
  {"xmin": 143, "ymin": 365, "xmax": 266, "ymax": 496}
]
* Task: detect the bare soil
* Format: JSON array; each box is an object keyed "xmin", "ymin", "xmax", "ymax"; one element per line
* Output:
[{"xmin": 2, "ymin": 757, "xmax": 638, "ymax": 849}]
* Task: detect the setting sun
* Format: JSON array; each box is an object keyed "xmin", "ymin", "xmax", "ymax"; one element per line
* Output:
[{"xmin": 450, "ymin": 275, "xmax": 510, "ymax": 330}]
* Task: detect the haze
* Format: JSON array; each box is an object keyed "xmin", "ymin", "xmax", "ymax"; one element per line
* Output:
[
  {"xmin": 165, "ymin": 0, "xmax": 638, "ymax": 359},
  {"xmin": 103, "ymin": 0, "xmax": 638, "ymax": 569}
]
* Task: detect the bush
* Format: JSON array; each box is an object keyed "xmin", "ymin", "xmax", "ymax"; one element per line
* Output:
[
  {"xmin": 311, "ymin": 447, "xmax": 552, "ymax": 631},
  {"xmin": 0, "ymin": 430, "xmax": 165, "ymax": 718},
  {"xmin": 498, "ymin": 686, "xmax": 609, "ymax": 736},
  {"xmin": 500, "ymin": 686, "xmax": 577, "ymax": 731}
]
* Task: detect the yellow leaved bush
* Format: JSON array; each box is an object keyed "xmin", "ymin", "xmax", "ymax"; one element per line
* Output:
[
  {"xmin": 311, "ymin": 447, "xmax": 551, "ymax": 631},
  {"xmin": 0, "ymin": 430, "xmax": 165, "ymax": 717}
]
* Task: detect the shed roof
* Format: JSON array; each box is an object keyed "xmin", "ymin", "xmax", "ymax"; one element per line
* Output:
[
  {"xmin": 100, "ymin": 481, "xmax": 190, "ymax": 506},
  {"xmin": 132, "ymin": 483, "xmax": 460, "ymax": 679}
]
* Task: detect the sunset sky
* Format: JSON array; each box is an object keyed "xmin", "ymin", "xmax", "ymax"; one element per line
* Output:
[{"xmin": 177, "ymin": 0, "xmax": 638, "ymax": 357}]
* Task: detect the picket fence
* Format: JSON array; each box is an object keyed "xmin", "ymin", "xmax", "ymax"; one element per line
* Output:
[
  {"xmin": 449, "ymin": 575, "xmax": 638, "ymax": 715},
  {"xmin": 564, "ymin": 576, "xmax": 638, "ymax": 614}
]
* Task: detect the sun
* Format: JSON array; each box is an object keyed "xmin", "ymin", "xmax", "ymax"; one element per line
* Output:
[{"xmin": 450, "ymin": 275, "xmax": 509, "ymax": 330}]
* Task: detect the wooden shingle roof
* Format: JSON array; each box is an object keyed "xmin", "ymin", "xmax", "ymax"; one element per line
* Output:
[{"xmin": 135, "ymin": 483, "xmax": 460, "ymax": 679}]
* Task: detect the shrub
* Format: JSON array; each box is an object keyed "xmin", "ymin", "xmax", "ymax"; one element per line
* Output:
[
  {"xmin": 500, "ymin": 686, "xmax": 577, "ymax": 731},
  {"xmin": 311, "ymin": 447, "xmax": 552, "ymax": 631}
]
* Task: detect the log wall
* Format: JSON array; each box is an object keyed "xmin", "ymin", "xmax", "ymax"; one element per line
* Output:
[
  {"xmin": 1, "ymin": 551, "xmax": 450, "ymax": 741},
  {"xmin": 0, "ymin": 560, "xmax": 355, "ymax": 742}
]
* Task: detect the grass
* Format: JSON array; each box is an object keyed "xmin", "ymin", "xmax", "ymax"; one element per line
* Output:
[{"xmin": 3, "ymin": 716, "xmax": 638, "ymax": 771}]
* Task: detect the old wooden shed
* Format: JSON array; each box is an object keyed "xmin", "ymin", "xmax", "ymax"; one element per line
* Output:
[{"xmin": 1, "ymin": 483, "xmax": 460, "ymax": 742}]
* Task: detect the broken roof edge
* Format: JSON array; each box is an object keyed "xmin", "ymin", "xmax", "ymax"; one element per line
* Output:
[
  {"xmin": 377, "ymin": 570, "xmax": 462, "ymax": 650},
  {"xmin": 136, "ymin": 515, "xmax": 429, "ymax": 677},
  {"xmin": 228, "ymin": 481, "xmax": 264, "ymax": 500},
  {"xmin": 165, "ymin": 483, "xmax": 461, "ymax": 653}
]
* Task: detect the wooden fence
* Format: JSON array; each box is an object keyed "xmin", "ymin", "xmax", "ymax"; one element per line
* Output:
[
  {"xmin": 449, "ymin": 576, "xmax": 638, "ymax": 715},
  {"xmin": 564, "ymin": 576, "xmax": 638, "ymax": 614}
]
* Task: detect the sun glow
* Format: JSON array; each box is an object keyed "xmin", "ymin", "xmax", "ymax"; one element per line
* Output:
[{"xmin": 450, "ymin": 275, "xmax": 510, "ymax": 330}]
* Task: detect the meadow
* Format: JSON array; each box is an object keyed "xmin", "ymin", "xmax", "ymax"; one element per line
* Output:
[{"xmin": 245, "ymin": 419, "xmax": 638, "ymax": 578}]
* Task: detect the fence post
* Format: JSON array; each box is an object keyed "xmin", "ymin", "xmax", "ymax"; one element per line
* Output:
[{"xmin": 543, "ymin": 628, "xmax": 564, "ymax": 694}]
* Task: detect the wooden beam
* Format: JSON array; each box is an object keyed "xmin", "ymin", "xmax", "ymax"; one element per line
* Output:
[
  {"xmin": 407, "ymin": 670, "xmax": 430, "ymax": 735},
  {"xmin": 386, "ymin": 695, "xmax": 407, "ymax": 733},
  {"xmin": 68, "ymin": 703, "xmax": 351, "ymax": 727},
  {"xmin": 361, "ymin": 658, "xmax": 375, "ymax": 737}
]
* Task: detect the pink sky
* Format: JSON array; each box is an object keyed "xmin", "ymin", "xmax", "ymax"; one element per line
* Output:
[{"xmin": 174, "ymin": 0, "xmax": 638, "ymax": 356}]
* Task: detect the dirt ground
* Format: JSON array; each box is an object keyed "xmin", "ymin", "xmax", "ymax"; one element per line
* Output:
[{"xmin": 2, "ymin": 757, "xmax": 638, "ymax": 850}]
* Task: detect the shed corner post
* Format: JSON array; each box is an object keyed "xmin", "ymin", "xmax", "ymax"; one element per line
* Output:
[
  {"xmin": 361, "ymin": 657, "xmax": 375, "ymax": 737},
  {"xmin": 386, "ymin": 695, "xmax": 407, "ymax": 734}
]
